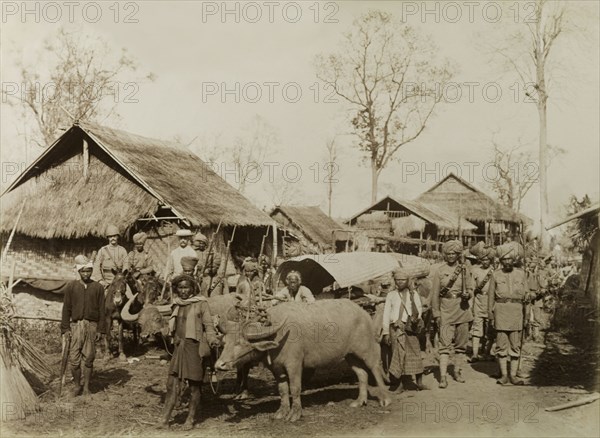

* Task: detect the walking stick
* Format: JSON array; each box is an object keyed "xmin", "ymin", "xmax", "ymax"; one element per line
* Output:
[{"xmin": 58, "ymin": 331, "xmax": 71, "ymax": 396}]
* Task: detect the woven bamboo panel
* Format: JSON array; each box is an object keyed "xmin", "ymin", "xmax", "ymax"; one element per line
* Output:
[{"xmin": 11, "ymin": 290, "xmax": 62, "ymax": 320}]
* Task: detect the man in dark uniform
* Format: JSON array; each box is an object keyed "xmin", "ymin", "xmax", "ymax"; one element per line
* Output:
[
  {"xmin": 432, "ymin": 240, "xmax": 473, "ymax": 388},
  {"xmin": 488, "ymin": 244, "xmax": 528, "ymax": 385},
  {"xmin": 61, "ymin": 255, "xmax": 106, "ymax": 397}
]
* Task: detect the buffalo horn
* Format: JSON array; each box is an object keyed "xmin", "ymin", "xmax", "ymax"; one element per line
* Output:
[
  {"xmin": 121, "ymin": 293, "xmax": 141, "ymax": 322},
  {"xmin": 243, "ymin": 317, "xmax": 288, "ymax": 341}
]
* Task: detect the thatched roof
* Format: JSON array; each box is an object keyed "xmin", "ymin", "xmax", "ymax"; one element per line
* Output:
[
  {"xmin": 347, "ymin": 196, "xmax": 477, "ymax": 232},
  {"xmin": 416, "ymin": 173, "xmax": 531, "ymax": 225},
  {"xmin": 1, "ymin": 123, "xmax": 273, "ymax": 239},
  {"xmin": 547, "ymin": 203, "xmax": 600, "ymax": 229},
  {"xmin": 271, "ymin": 206, "xmax": 346, "ymax": 248}
]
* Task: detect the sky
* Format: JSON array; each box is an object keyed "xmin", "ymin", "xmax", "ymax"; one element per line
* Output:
[{"xmin": 1, "ymin": 1, "xmax": 599, "ymax": 234}]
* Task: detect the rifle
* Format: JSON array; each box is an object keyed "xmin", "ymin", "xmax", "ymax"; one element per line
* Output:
[
  {"xmin": 517, "ymin": 221, "xmax": 528, "ymax": 376},
  {"xmin": 159, "ymin": 240, "xmax": 171, "ymax": 302},
  {"xmin": 58, "ymin": 331, "xmax": 71, "ymax": 396},
  {"xmin": 258, "ymin": 227, "xmax": 270, "ymax": 304},
  {"xmin": 220, "ymin": 226, "xmax": 237, "ymax": 294},
  {"xmin": 201, "ymin": 219, "xmax": 223, "ymax": 287}
]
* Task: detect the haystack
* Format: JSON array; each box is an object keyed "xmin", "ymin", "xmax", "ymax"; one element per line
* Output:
[{"xmin": 0, "ymin": 283, "xmax": 53, "ymax": 421}]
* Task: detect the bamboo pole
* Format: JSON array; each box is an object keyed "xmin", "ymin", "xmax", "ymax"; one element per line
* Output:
[{"xmin": 2, "ymin": 201, "xmax": 26, "ymax": 262}]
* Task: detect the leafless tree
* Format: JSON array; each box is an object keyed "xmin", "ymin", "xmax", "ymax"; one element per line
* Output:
[
  {"xmin": 487, "ymin": 0, "xmax": 581, "ymax": 248},
  {"xmin": 324, "ymin": 136, "xmax": 338, "ymax": 217},
  {"xmin": 315, "ymin": 10, "xmax": 453, "ymax": 203},
  {"xmin": 230, "ymin": 115, "xmax": 277, "ymax": 194},
  {"xmin": 490, "ymin": 134, "xmax": 566, "ymax": 212},
  {"xmin": 4, "ymin": 28, "xmax": 154, "ymax": 148}
]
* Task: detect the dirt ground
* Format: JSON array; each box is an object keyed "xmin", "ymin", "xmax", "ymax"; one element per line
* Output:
[{"xmin": 2, "ymin": 308, "xmax": 599, "ymax": 437}]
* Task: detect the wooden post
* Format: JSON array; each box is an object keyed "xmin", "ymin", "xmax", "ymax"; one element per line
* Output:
[{"xmin": 83, "ymin": 139, "xmax": 89, "ymax": 180}]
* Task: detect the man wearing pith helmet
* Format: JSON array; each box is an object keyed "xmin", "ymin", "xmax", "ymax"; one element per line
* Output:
[
  {"xmin": 488, "ymin": 243, "xmax": 527, "ymax": 385},
  {"xmin": 93, "ymin": 224, "xmax": 129, "ymax": 287},
  {"xmin": 431, "ymin": 239, "xmax": 473, "ymax": 389}
]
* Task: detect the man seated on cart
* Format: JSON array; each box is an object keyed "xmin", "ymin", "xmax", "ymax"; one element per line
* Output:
[{"xmin": 275, "ymin": 270, "xmax": 315, "ymax": 303}]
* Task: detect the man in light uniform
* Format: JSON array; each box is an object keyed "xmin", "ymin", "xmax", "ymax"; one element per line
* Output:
[
  {"xmin": 488, "ymin": 244, "xmax": 527, "ymax": 385},
  {"xmin": 127, "ymin": 231, "xmax": 155, "ymax": 279},
  {"xmin": 468, "ymin": 242, "xmax": 496, "ymax": 362},
  {"xmin": 94, "ymin": 225, "xmax": 129, "ymax": 287},
  {"xmin": 431, "ymin": 240, "xmax": 473, "ymax": 389}
]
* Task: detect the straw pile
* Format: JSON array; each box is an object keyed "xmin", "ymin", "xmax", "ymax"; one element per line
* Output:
[{"xmin": 0, "ymin": 283, "xmax": 53, "ymax": 421}]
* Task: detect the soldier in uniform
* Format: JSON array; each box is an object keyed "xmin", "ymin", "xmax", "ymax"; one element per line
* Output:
[
  {"xmin": 488, "ymin": 244, "xmax": 527, "ymax": 385},
  {"xmin": 127, "ymin": 232, "xmax": 155, "ymax": 279},
  {"xmin": 192, "ymin": 232, "xmax": 209, "ymax": 270},
  {"xmin": 432, "ymin": 240, "xmax": 473, "ymax": 389},
  {"xmin": 468, "ymin": 242, "xmax": 496, "ymax": 362},
  {"xmin": 527, "ymin": 256, "xmax": 549, "ymax": 342},
  {"xmin": 258, "ymin": 255, "xmax": 277, "ymax": 296},
  {"xmin": 94, "ymin": 225, "xmax": 129, "ymax": 287},
  {"xmin": 199, "ymin": 252, "xmax": 225, "ymax": 297}
]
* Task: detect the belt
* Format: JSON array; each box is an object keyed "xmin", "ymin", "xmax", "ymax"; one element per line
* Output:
[
  {"xmin": 442, "ymin": 292, "xmax": 463, "ymax": 299},
  {"xmin": 495, "ymin": 298, "xmax": 523, "ymax": 304}
]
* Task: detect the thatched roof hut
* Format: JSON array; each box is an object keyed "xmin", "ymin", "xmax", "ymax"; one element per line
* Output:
[
  {"xmin": 270, "ymin": 206, "xmax": 348, "ymax": 255},
  {"xmin": 347, "ymin": 196, "xmax": 477, "ymax": 234},
  {"xmin": 416, "ymin": 173, "xmax": 531, "ymax": 226},
  {"xmin": 1, "ymin": 122, "xmax": 274, "ymax": 288}
]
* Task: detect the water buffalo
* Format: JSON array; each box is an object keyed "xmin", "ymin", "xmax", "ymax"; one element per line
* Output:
[
  {"xmin": 215, "ymin": 299, "xmax": 392, "ymax": 422},
  {"xmin": 126, "ymin": 293, "xmax": 254, "ymax": 398}
]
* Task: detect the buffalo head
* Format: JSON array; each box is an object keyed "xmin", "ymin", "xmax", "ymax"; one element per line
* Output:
[{"xmin": 215, "ymin": 318, "xmax": 287, "ymax": 371}]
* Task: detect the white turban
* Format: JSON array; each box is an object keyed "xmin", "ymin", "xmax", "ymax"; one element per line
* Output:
[{"xmin": 74, "ymin": 255, "xmax": 93, "ymax": 271}]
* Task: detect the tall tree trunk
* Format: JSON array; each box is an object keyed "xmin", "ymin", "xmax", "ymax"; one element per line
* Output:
[
  {"xmin": 371, "ymin": 160, "xmax": 379, "ymax": 204},
  {"xmin": 328, "ymin": 179, "xmax": 333, "ymax": 217},
  {"xmin": 538, "ymin": 96, "xmax": 549, "ymax": 249}
]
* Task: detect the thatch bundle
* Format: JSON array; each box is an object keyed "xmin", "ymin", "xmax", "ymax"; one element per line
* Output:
[
  {"xmin": 357, "ymin": 211, "xmax": 390, "ymax": 231},
  {"xmin": 0, "ymin": 284, "xmax": 53, "ymax": 421}
]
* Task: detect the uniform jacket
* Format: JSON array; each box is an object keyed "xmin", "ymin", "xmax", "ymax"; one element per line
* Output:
[
  {"xmin": 488, "ymin": 268, "xmax": 527, "ymax": 331},
  {"xmin": 431, "ymin": 262, "xmax": 474, "ymax": 324}
]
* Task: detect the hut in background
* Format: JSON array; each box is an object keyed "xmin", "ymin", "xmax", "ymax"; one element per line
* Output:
[
  {"xmin": 0, "ymin": 122, "xmax": 275, "ymax": 318},
  {"xmin": 270, "ymin": 206, "xmax": 349, "ymax": 256},
  {"xmin": 346, "ymin": 196, "xmax": 477, "ymax": 254},
  {"xmin": 416, "ymin": 173, "xmax": 532, "ymax": 244}
]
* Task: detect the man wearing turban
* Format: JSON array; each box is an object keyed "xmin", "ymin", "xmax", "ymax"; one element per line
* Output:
[
  {"xmin": 199, "ymin": 252, "xmax": 225, "ymax": 297},
  {"xmin": 488, "ymin": 243, "xmax": 528, "ymax": 385},
  {"xmin": 431, "ymin": 240, "xmax": 474, "ymax": 388},
  {"xmin": 61, "ymin": 255, "xmax": 106, "ymax": 397},
  {"xmin": 127, "ymin": 232, "xmax": 156, "ymax": 279},
  {"xmin": 468, "ymin": 242, "xmax": 496, "ymax": 363},
  {"xmin": 381, "ymin": 268, "xmax": 427, "ymax": 392}
]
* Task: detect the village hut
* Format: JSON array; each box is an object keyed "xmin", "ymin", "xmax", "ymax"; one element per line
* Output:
[
  {"xmin": 270, "ymin": 206, "xmax": 349, "ymax": 256},
  {"xmin": 0, "ymin": 122, "xmax": 275, "ymax": 318},
  {"xmin": 416, "ymin": 173, "xmax": 532, "ymax": 245},
  {"xmin": 346, "ymin": 195, "xmax": 477, "ymax": 254}
]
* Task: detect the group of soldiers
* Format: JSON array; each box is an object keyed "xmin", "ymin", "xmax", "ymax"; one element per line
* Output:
[
  {"xmin": 378, "ymin": 238, "xmax": 561, "ymax": 391},
  {"xmin": 89, "ymin": 225, "xmax": 282, "ymax": 299}
]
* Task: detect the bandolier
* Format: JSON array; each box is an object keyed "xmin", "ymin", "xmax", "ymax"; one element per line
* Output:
[{"xmin": 432, "ymin": 240, "xmax": 473, "ymax": 389}]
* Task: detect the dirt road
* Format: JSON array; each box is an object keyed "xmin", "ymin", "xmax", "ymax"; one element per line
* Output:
[{"xmin": 2, "ymin": 330, "xmax": 598, "ymax": 437}]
